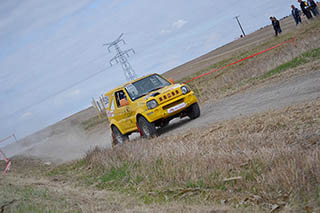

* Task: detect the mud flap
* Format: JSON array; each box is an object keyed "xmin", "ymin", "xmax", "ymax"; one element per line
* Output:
[{"xmin": 136, "ymin": 123, "xmax": 143, "ymax": 136}]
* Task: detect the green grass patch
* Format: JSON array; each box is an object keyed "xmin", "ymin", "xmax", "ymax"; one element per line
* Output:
[
  {"xmin": 185, "ymin": 179, "xmax": 205, "ymax": 189},
  {"xmin": 261, "ymin": 47, "xmax": 320, "ymax": 79},
  {"xmin": 0, "ymin": 185, "xmax": 79, "ymax": 213},
  {"xmin": 100, "ymin": 164, "xmax": 130, "ymax": 184}
]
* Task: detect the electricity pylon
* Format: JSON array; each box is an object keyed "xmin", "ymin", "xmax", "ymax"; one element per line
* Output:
[{"xmin": 103, "ymin": 33, "xmax": 137, "ymax": 81}]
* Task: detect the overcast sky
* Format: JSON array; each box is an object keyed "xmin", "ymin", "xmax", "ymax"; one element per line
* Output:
[{"xmin": 0, "ymin": 0, "xmax": 295, "ymax": 146}]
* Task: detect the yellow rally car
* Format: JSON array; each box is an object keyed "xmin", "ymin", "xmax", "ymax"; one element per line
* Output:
[{"xmin": 104, "ymin": 73, "xmax": 200, "ymax": 146}]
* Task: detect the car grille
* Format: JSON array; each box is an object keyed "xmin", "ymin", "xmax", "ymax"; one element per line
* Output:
[
  {"xmin": 158, "ymin": 89, "xmax": 180, "ymax": 103},
  {"xmin": 162, "ymin": 98, "xmax": 184, "ymax": 110}
]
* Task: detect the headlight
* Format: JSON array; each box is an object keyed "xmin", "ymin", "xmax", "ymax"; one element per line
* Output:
[
  {"xmin": 181, "ymin": 86, "xmax": 190, "ymax": 95},
  {"xmin": 146, "ymin": 100, "xmax": 158, "ymax": 110}
]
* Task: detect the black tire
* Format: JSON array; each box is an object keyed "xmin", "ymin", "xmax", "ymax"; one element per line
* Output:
[
  {"xmin": 187, "ymin": 103, "xmax": 200, "ymax": 119},
  {"xmin": 138, "ymin": 116, "xmax": 158, "ymax": 138},
  {"xmin": 111, "ymin": 126, "xmax": 128, "ymax": 147}
]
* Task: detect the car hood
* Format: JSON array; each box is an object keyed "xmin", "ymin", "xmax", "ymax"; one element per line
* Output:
[{"xmin": 143, "ymin": 84, "xmax": 182, "ymax": 103}]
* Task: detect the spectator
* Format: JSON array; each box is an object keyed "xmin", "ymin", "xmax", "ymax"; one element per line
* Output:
[
  {"xmin": 298, "ymin": 0, "xmax": 313, "ymax": 19},
  {"xmin": 291, "ymin": 5, "xmax": 302, "ymax": 25},
  {"xmin": 308, "ymin": 0, "xmax": 319, "ymax": 16},
  {"xmin": 270, "ymin": 17, "xmax": 282, "ymax": 36}
]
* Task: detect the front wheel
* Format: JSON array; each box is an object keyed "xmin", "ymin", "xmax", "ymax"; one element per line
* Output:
[
  {"xmin": 138, "ymin": 116, "xmax": 158, "ymax": 138},
  {"xmin": 111, "ymin": 126, "xmax": 128, "ymax": 147},
  {"xmin": 187, "ymin": 103, "xmax": 200, "ymax": 119}
]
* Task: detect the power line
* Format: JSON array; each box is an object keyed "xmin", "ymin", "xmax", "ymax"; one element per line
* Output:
[{"xmin": 0, "ymin": 65, "xmax": 113, "ymax": 121}]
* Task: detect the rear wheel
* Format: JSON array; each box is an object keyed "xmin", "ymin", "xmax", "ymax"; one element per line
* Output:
[
  {"xmin": 187, "ymin": 103, "xmax": 200, "ymax": 119},
  {"xmin": 138, "ymin": 116, "xmax": 158, "ymax": 138},
  {"xmin": 111, "ymin": 126, "xmax": 128, "ymax": 147}
]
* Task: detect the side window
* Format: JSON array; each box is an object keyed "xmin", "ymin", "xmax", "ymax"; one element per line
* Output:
[
  {"xmin": 115, "ymin": 90, "xmax": 128, "ymax": 108},
  {"xmin": 110, "ymin": 98, "xmax": 115, "ymax": 111},
  {"xmin": 106, "ymin": 98, "xmax": 115, "ymax": 118}
]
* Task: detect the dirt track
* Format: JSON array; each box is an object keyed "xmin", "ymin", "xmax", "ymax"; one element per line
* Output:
[{"xmin": 161, "ymin": 68, "xmax": 320, "ymax": 136}]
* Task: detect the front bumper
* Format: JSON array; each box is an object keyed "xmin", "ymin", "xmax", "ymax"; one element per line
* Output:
[{"xmin": 144, "ymin": 92, "xmax": 198, "ymax": 122}]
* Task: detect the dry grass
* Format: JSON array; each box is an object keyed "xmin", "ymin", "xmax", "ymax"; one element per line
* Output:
[
  {"xmin": 83, "ymin": 98, "xmax": 320, "ymax": 211},
  {"xmin": 183, "ymin": 19, "xmax": 320, "ymax": 103},
  {"xmin": 81, "ymin": 115, "xmax": 109, "ymax": 131}
]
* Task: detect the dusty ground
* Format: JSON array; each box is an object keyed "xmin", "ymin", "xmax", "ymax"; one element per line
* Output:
[{"xmin": 2, "ymin": 107, "xmax": 110, "ymax": 164}]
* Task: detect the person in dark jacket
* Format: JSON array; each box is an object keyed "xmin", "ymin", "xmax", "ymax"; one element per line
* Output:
[
  {"xmin": 291, "ymin": 5, "xmax": 302, "ymax": 25},
  {"xmin": 270, "ymin": 17, "xmax": 282, "ymax": 36},
  {"xmin": 298, "ymin": 0, "xmax": 313, "ymax": 19},
  {"xmin": 308, "ymin": 0, "xmax": 319, "ymax": 16}
]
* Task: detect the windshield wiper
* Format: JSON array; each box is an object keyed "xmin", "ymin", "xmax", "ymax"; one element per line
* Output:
[
  {"xmin": 133, "ymin": 93, "xmax": 148, "ymax": 100},
  {"xmin": 133, "ymin": 87, "xmax": 164, "ymax": 101},
  {"xmin": 149, "ymin": 87, "xmax": 164, "ymax": 93}
]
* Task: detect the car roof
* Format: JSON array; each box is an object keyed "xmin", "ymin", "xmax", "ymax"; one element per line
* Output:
[{"xmin": 104, "ymin": 73, "xmax": 158, "ymax": 97}]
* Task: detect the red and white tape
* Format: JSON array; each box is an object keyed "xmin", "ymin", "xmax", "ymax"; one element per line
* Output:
[
  {"xmin": 185, "ymin": 38, "xmax": 295, "ymax": 84},
  {"xmin": 0, "ymin": 149, "xmax": 11, "ymax": 174},
  {"xmin": 0, "ymin": 135, "xmax": 15, "ymax": 174}
]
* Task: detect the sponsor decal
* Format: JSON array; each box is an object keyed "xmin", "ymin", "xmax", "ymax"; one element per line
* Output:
[{"xmin": 167, "ymin": 102, "xmax": 186, "ymax": 114}]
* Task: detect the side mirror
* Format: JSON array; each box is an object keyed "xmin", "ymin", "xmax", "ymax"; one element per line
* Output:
[
  {"xmin": 119, "ymin": 99, "xmax": 129, "ymax": 107},
  {"xmin": 169, "ymin": 78, "xmax": 175, "ymax": 84}
]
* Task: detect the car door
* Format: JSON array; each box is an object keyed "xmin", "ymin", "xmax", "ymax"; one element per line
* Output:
[
  {"xmin": 122, "ymin": 90, "xmax": 137, "ymax": 132},
  {"xmin": 114, "ymin": 90, "xmax": 131, "ymax": 133}
]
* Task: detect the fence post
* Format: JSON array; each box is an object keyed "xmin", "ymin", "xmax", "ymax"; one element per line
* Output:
[
  {"xmin": 92, "ymin": 97, "xmax": 102, "ymax": 119},
  {"xmin": 99, "ymin": 95, "xmax": 106, "ymax": 116}
]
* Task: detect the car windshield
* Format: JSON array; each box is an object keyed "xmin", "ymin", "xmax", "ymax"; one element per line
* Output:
[{"xmin": 125, "ymin": 74, "xmax": 171, "ymax": 101}]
